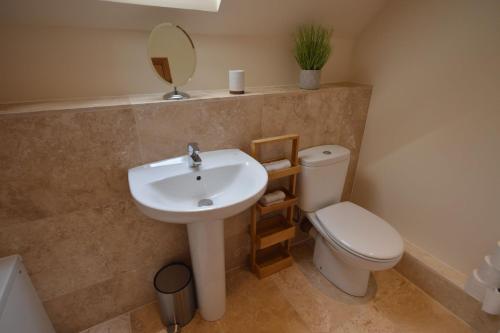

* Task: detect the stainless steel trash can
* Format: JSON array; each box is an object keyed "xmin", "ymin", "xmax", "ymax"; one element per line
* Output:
[{"xmin": 154, "ymin": 263, "xmax": 196, "ymax": 332}]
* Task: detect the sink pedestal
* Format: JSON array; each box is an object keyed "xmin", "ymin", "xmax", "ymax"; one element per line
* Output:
[{"xmin": 187, "ymin": 219, "xmax": 226, "ymax": 321}]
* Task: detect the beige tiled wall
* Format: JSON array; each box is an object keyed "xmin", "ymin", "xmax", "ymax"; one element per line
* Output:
[{"xmin": 0, "ymin": 83, "xmax": 371, "ymax": 332}]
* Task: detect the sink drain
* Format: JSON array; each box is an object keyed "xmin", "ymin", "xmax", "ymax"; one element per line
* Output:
[{"xmin": 198, "ymin": 199, "xmax": 213, "ymax": 207}]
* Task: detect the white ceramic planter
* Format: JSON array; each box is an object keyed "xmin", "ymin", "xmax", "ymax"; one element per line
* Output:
[{"xmin": 299, "ymin": 70, "xmax": 321, "ymax": 90}]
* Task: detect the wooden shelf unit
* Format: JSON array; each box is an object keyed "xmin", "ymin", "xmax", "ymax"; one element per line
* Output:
[
  {"xmin": 256, "ymin": 187, "xmax": 297, "ymax": 215},
  {"xmin": 267, "ymin": 165, "xmax": 301, "ymax": 180},
  {"xmin": 250, "ymin": 134, "xmax": 301, "ymax": 279},
  {"xmin": 255, "ymin": 215, "xmax": 295, "ymax": 250},
  {"xmin": 254, "ymin": 243, "xmax": 293, "ymax": 278}
]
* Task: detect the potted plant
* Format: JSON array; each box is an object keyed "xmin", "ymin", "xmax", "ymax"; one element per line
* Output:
[{"xmin": 294, "ymin": 24, "xmax": 332, "ymax": 90}]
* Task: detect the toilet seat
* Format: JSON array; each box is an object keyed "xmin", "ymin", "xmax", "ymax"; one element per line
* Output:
[{"xmin": 315, "ymin": 202, "xmax": 403, "ymax": 262}]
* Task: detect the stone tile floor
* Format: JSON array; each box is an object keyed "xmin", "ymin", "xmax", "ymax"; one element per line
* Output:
[{"xmin": 81, "ymin": 243, "xmax": 472, "ymax": 333}]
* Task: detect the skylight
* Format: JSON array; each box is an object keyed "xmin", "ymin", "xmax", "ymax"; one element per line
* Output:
[{"xmin": 101, "ymin": 0, "xmax": 221, "ymax": 12}]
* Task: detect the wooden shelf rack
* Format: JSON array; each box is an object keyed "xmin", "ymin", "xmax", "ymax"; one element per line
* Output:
[
  {"xmin": 250, "ymin": 134, "xmax": 301, "ymax": 278},
  {"xmin": 256, "ymin": 187, "xmax": 297, "ymax": 215}
]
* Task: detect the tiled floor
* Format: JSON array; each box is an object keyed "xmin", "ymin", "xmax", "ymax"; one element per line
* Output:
[{"xmin": 81, "ymin": 243, "xmax": 472, "ymax": 333}]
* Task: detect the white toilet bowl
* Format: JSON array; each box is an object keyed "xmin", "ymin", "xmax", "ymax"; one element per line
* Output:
[
  {"xmin": 297, "ymin": 145, "xmax": 404, "ymax": 296},
  {"xmin": 306, "ymin": 202, "xmax": 403, "ymax": 296}
]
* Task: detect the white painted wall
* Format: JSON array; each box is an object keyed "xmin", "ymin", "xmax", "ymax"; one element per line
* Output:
[
  {"xmin": 351, "ymin": 0, "xmax": 500, "ymax": 275},
  {"xmin": 0, "ymin": 25, "xmax": 353, "ymax": 102},
  {"xmin": 0, "ymin": 25, "xmax": 354, "ymax": 103},
  {"xmin": 0, "ymin": 0, "xmax": 385, "ymax": 103}
]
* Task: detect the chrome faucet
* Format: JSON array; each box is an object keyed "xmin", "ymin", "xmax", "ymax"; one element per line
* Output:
[{"xmin": 187, "ymin": 142, "xmax": 202, "ymax": 168}]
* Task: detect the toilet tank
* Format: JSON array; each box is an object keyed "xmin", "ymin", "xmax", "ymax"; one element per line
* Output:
[
  {"xmin": 0, "ymin": 255, "xmax": 55, "ymax": 333},
  {"xmin": 297, "ymin": 145, "xmax": 350, "ymax": 212}
]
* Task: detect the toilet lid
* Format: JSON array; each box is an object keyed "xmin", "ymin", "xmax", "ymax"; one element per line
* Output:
[
  {"xmin": 299, "ymin": 145, "xmax": 350, "ymax": 167},
  {"xmin": 316, "ymin": 202, "xmax": 403, "ymax": 261}
]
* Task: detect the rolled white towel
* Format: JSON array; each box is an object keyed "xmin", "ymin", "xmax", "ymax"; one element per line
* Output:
[
  {"xmin": 477, "ymin": 256, "xmax": 500, "ymax": 287},
  {"xmin": 262, "ymin": 159, "xmax": 291, "ymax": 172},
  {"xmin": 465, "ymin": 269, "xmax": 488, "ymax": 302},
  {"xmin": 482, "ymin": 287, "xmax": 500, "ymax": 315},
  {"xmin": 259, "ymin": 190, "xmax": 286, "ymax": 206},
  {"xmin": 260, "ymin": 198, "xmax": 284, "ymax": 206}
]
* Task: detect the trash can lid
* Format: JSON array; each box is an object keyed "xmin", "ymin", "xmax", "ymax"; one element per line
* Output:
[{"xmin": 154, "ymin": 263, "xmax": 192, "ymax": 294}]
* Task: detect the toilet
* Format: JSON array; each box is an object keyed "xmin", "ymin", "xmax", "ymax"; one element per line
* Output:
[{"xmin": 297, "ymin": 145, "xmax": 404, "ymax": 296}]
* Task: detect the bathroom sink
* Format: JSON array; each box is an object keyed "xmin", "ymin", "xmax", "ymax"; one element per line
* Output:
[
  {"xmin": 128, "ymin": 149, "xmax": 268, "ymax": 223},
  {"xmin": 128, "ymin": 148, "xmax": 267, "ymax": 322}
]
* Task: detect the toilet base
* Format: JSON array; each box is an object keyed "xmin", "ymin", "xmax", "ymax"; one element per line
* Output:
[{"xmin": 313, "ymin": 236, "xmax": 370, "ymax": 296}]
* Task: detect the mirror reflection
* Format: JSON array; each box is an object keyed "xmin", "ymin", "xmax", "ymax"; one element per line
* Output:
[{"xmin": 147, "ymin": 23, "xmax": 196, "ymax": 99}]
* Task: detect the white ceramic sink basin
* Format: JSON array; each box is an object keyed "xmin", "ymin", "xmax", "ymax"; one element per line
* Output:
[
  {"xmin": 129, "ymin": 149, "xmax": 267, "ymax": 223},
  {"xmin": 128, "ymin": 148, "xmax": 267, "ymax": 322}
]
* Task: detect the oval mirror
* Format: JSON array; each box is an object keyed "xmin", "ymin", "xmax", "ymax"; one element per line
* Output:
[{"xmin": 147, "ymin": 23, "xmax": 196, "ymax": 100}]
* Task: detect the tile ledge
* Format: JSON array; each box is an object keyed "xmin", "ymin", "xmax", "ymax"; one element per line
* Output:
[
  {"xmin": 403, "ymin": 239, "xmax": 467, "ymax": 289},
  {"xmin": 0, "ymin": 82, "xmax": 371, "ymax": 116}
]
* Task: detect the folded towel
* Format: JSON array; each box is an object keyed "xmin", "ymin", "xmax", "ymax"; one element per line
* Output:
[
  {"xmin": 260, "ymin": 198, "xmax": 284, "ymax": 207},
  {"xmin": 262, "ymin": 159, "xmax": 291, "ymax": 172},
  {"xmin": 259, "ymin": 190, "xmax": 286, "ymax": 206}
]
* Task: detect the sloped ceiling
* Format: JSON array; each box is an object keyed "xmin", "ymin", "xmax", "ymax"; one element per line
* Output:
[{"xmin": 0, "ymin": 0, "xmax": 387, "ymax": 38}]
